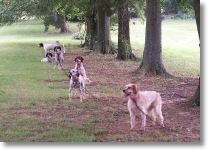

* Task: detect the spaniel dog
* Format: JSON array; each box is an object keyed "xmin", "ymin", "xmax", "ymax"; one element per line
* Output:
[
  {"xmin": 68, "ymin": 68, "xmax": 85, "ymax": 102},
  {"xmin": 74, "ymin": 56, "xmax": 91, "ymax": 83},
  {"xmin": 123, "ymin": 83, "xmax": 164, "ymax": 130},
  {"xmin": 54, "ymin": 46, "xmax": 64, "ymax": 70},
  {"xmin": 41, "ymin": 52, "xmax": 53, "ymax": 63}
]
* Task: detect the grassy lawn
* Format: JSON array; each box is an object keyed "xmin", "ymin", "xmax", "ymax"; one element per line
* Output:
[
  {"xmin": 0, "ymin": 19, "xmax": 200, "ymax": 142},
  {"xmin": 0, "ymin": 20, "xmax": 95, "ymax": 142}
]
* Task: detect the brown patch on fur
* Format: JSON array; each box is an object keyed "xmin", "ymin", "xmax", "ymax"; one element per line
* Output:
[
  {"xmin": 148, "ymin": 101, "xmax": 155, "ymax": 112},
  {"xmin": 75, "ymin": 56, "xmax": 84, "ymax": 62},
  {"xmin": 132, "ymin": 84, "xmax": 138, "ymax": 94},
  {"xmin": 130, "ymin": 84, "xmax": 140, "ymax": 102}
]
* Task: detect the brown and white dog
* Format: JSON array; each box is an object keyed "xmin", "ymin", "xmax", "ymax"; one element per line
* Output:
[
  {"xmin": 68, "ymin": 68, "xmax": 85, "ymax": 102},
  {"xmin": 54, "ymin": 46, "xmax": 64, "ymax": 70},
  {"xmin": 74, "ymin": 56, "xmax": 91, "ymax": 83},
  {"xmin": 123, "ymin": 83, "xmax": 164, "ymax": 130}
]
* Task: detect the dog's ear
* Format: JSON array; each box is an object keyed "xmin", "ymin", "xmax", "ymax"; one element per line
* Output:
[
  {"xmin": 74, "ymin": 57, "xmax": 78, "ymax": 62},
  {"xmin": 75, "ymin": 56, "xmax": 84, "ymax": 62},
  {"xmin": 132, "ymin": 84, "xmax": 139, "ymax": 94},
  {"xmin": 131, "ymin": 84, "xmax": 140, "ymax": 102},
  {"xmin": 39, "ymin": 43, "xmax": 43, "ymax": 48},
  {"xmin": 80, "ymin": 56, "xmax": 84, "ymax": 62},
  {"xmin": 68, "ymin": 72, "xmax": 72, "ymax": 79},
  {"xmin": 54, "ymin": 46, "xmax": 57, "ymax": 52}
]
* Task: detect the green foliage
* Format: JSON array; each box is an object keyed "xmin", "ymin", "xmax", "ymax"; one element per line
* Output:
[
  {"xmin": 161, "ymin": 0, "xmax": 194, "ymax": 14},
  {"xmin": 129, "ymin": 0, "xmax": 146, "ymax": 22},
  {"xmin": 0, "ymin": 0, "xmax": 35, "ymax": 25},
  {"xmin": 43, "ymin": 13, "xmax": 62, "ymax": 32},
  {"xmin": 0, "ymin": 0, "xmax": 91, "ymax": 26}
]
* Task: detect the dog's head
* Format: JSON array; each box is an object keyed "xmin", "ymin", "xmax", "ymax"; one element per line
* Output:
[
  {"xmin": 69, "ymin": 69, "xmax": 80, "ymax": 80},
  {"xmin": 46, "ymin": 52, "xmax": 52, "ymax": 58},
  {"xmin": 39, "ymin": 43, "xmax": 44, "ymax": 48},
  {"xmin": 123, "ymin": 83, "xmax": 139, "ymax": 97},
  {"xmin": 75, "ymin": 56, "xmax": 84, "ymax": 65},
  {"xmin": 54, "ymin": 46, "xmax": 62, "ymax": 54}
]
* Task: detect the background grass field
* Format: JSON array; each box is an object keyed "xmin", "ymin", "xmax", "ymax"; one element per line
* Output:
[{"xmin": 0, "ymin": 19, "xmax": 200, "ymax": 141}]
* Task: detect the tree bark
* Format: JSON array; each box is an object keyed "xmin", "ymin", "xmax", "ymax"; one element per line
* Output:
[
  {"xmin": 139, "ymin": 0, "xmax": 167, "ymax": 75},
  {"xmin": 194, "ymin": 0, "xmax": 200, "ymax": 39},
  {"xmin": 192, "ymin": 0, "xmax": 200, "ymax": 106},
  {"xmin": 59, "ymin": 15, "xmax": 69, "ymax": 33},
  {"xmin": 87, "ymin": 0, "xmax": 97, "ymax": 50},
  {"xmin": 117, "ymin": 0, "xmax": 132, "ymax": 60},
  {"xmin": 96, "ymin": 0, "xmax": 112, "ymax": 54}
]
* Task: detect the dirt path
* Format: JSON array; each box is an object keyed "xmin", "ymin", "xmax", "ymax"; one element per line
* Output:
[{"xmin": 59, "ymin": 48, "xmax": 200, "ymax": 142}]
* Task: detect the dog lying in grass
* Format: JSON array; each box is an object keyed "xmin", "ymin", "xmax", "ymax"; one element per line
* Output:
[
  {"xmin": 41, "ymin": 52, "xmax": 53, "ymax": 63},
  {"xmin": 122, "ymin": 83, "xmax": 164, "ymax": 130}
]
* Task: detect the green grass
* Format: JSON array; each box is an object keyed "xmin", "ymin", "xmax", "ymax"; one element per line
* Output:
[
  {"xmin": 0, "ymin": 20, "xmax": 94, "ymax": 142},
  {"xmin": 0, "ymin": 19, "xmax": 200, "ymax": 142},
  {"xmin": 112, "ymin": 19, "xmax": 200, "ymax": 76}
]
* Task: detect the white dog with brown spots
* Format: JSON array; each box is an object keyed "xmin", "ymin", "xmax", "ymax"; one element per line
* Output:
[
  {"xmin": 122, "ymin": 83, "xmax": 164, "ymax": 130},
  {"xmin": 74, "ymin": 56, "xmax": 91, "ymax": 83}
]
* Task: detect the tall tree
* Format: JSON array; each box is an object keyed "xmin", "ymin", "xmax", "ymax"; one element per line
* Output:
[
  {"xmin": 96, "ymin": 0, "xmax": 112, "ymax": 54},
  {"xmin": 84, "ymin": 0, "xmax": 97, "ymax": 50},
  {"xmin": 59, "ymin": 14, "xmax": 69, "ymax": 33},
  {"xmin": 139, "ymin": 0, "xmax": 167, "ymax": 75},
  {"xmin": 117, "ymin": 0, "xmax": 132, "ymax": 60},
  {"xmin": 191, "ymin": 0, "xmax": 200, "ymax": 106}
]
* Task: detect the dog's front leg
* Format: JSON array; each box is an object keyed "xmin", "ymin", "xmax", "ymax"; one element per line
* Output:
[
  {"xmin": 140, "ymin": 113, "xmax": 146, "ymax": 131},
  {"xmin": 69, "ymin": 80, "xmax": 73, "ymax": 100},
  {"xmin": 129, "ymin": 110, "xmax": 136, "ymax": 130},
  {"xmin": 79, "ymin": 83, "xmax": 84, "ymax": 102}
]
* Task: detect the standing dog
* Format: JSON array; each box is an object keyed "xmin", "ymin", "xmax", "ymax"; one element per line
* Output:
[
  {"xmin": 122, "ymin": 83, "xmax": 164, "ymax": 130},
  {"xmin": 54, "ymin": 46, "xmax": 64, "ymax": 70},
  {"xmin": 74, "ymin": 56, "xmax": 91, "ymax": 83},
  {"xmin": 39, "ymin": 41, "xmax": 65, "ymax": 56},
  {"xmin": 68, "ymin": 68, "xmax": 85, "ymax": 102}
]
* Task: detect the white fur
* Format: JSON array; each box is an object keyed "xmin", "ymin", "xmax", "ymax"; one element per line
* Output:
[
  {"xmin": 40, "ymin": 42, "xmax": 65, "ymax": 54},
  {"xmin": 75, "ymin": 62, "xmax": 91, "ymax": 83},
  {"xmin": 69, "ymin": 69, "xmax": 85, "ymax": 102},
  {"xmin": 41, "ymin": 57, "xmax": 49, "ymax": 62}
]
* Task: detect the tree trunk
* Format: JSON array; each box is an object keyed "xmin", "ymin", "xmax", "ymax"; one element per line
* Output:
[
  {"xmin": 191, "ymin": 0, "xmax": 200, "ymax": 106},
  {"xmin": 139, "ymin": 0, "xmax": 167, "ymax": 75},
  {"xmin": 96, "ymin": 0, "xmax": 112, "ymax": 54},
  {"xmin": 83, "ymin": 17, "xmax": 90, "ymax": 47},
  {"xmin": 60, "ymin": 15, "xmax": 69, "ymax": 33},
  {"xmin": 88, "ymin": 0, "xmax": 97, "ymax": 50},
  {"xmin": 194, "ymin": 0, "xmax": 200, "ymax": 39},
  {"xmin": 192, "ymin": 78, "xmax": 200, "ymax": 106},
  {"xmin": 117, "ymin": 0, "xmax": 132, "ymax": 60}
]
